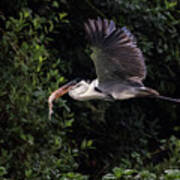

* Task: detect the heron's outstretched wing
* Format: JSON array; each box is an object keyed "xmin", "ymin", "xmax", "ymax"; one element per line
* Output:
[{"xmin": 84, "ymin": 18, "xmax": 146, "ymax": 86}]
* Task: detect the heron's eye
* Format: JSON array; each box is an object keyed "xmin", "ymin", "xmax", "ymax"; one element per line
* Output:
[{"xmin": 76, "ymin": 84, "xmax": 81, "ymax": 88}]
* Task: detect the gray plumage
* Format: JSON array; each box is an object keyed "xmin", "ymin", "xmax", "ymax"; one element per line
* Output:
[
  {"xmin": 84, "ymin": 18, "xmax": 146, "ymax": 86},
  {"xmin": 82, "ymin": 17, "xmax": 180, "ymax": 102},
  {"xmin": 84, "ymin": 17, "xmax": 150, "ymax": 99}
]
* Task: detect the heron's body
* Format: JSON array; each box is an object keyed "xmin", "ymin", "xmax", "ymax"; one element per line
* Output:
[
  {"xmin": 68, "ymin": 79, "xmax": 158, "ymax": 101},
  {"xmin": 48, "ymin": 17, "xmax": 180, "ymax": 118}
]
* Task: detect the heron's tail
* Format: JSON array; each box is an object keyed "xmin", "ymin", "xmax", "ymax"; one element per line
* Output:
[
  {"xmin": 137, "ymin": 87, "xmax": 159, "ymax": 97},
  {"xmin": 138, "ymin": 87, "xmax": 180, "ymax": 103}
]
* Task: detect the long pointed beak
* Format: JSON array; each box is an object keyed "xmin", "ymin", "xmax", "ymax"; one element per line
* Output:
[{"xmin": 48, "ymin": 78, "xmax": 80, "ymax": 119}]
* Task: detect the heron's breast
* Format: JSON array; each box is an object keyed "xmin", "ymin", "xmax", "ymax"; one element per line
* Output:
[
  {"xmin": 111, "ymin": 89, "xmax": 136, "ymax": 100},
  {"xmin": 70, "ymin": 90, "xmax": 106, "ymax": 101}
]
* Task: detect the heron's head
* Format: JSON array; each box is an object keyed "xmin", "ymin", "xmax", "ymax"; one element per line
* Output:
[
  {"xmin": 68, "ymin": 80, "xmax": 90, "ymax": 99},
  {"xmin": 48, "ymin": 78, "xmax": 84, "ymax": 119}
]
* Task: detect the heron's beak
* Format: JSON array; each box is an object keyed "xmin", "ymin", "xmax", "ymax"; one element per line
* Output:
[{"xmin": 48, "ymin": 78, "xmax": 80, "ymax": 119}]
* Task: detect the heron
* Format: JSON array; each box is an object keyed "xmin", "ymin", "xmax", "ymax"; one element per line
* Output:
[{"xmin": 48, "ymin": 17, "xmax": 180, "ymax": 119}]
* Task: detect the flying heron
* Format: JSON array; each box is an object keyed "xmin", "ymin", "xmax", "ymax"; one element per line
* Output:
[{"xmin": 48, "ymin": 17, "xmax": 180, "ymax": 119}]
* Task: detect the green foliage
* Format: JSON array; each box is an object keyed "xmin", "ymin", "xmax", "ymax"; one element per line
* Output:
[
  {"xmin": 103, "ymin": 136, "xmax": 180, "ymax": 179},
  {"xmin": 0, "ymin": 0, "xmax": 180, "ymax": 179},
  {"xmin": 103, "ymin": 167, "xmax": 180, "ymax": 180},
  {"xmin": 0, "ymin": 7, "xmax": 87, "ymax": 180}
]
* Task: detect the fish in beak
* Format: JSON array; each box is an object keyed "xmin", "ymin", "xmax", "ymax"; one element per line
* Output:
[{"xmin": 48, "ymin": 78, "xmax": 80, "ymax": 119}]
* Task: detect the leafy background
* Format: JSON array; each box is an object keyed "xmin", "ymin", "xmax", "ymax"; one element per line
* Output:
[{"xmin": 0, "ymin": 0, "xmax": 180, "ymax": 179}]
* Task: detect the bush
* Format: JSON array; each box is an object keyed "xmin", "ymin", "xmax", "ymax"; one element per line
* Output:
[
  {"xmin": 0, "ymin": 8, "xmax": 88, "ymax": 179},
  {"xmin": 103, "ymin": 136, "xmax": 180, "ymax": 179},
  {"xmin": 0, "ymin": 0, "xmax": 180, "ymax": 179}
]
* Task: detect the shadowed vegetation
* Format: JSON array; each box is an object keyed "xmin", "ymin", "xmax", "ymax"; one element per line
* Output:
[{"xmin": 0, "ymin": 0, "xmax": 180, "ymax": 179}]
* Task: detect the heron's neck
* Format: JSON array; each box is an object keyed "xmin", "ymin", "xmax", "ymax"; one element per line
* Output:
[
  {"xmin": 90, "ymin": 79, "xmax": 99, "ymax": 88},
  {"xmin": 70, "ymin": 79, "xmax": 105, "ymax": 101}
]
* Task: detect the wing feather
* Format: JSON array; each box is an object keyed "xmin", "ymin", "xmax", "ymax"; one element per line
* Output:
[{"xmin": 85, "ymin": 18, "xmax": 146, "ymax": 85}]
